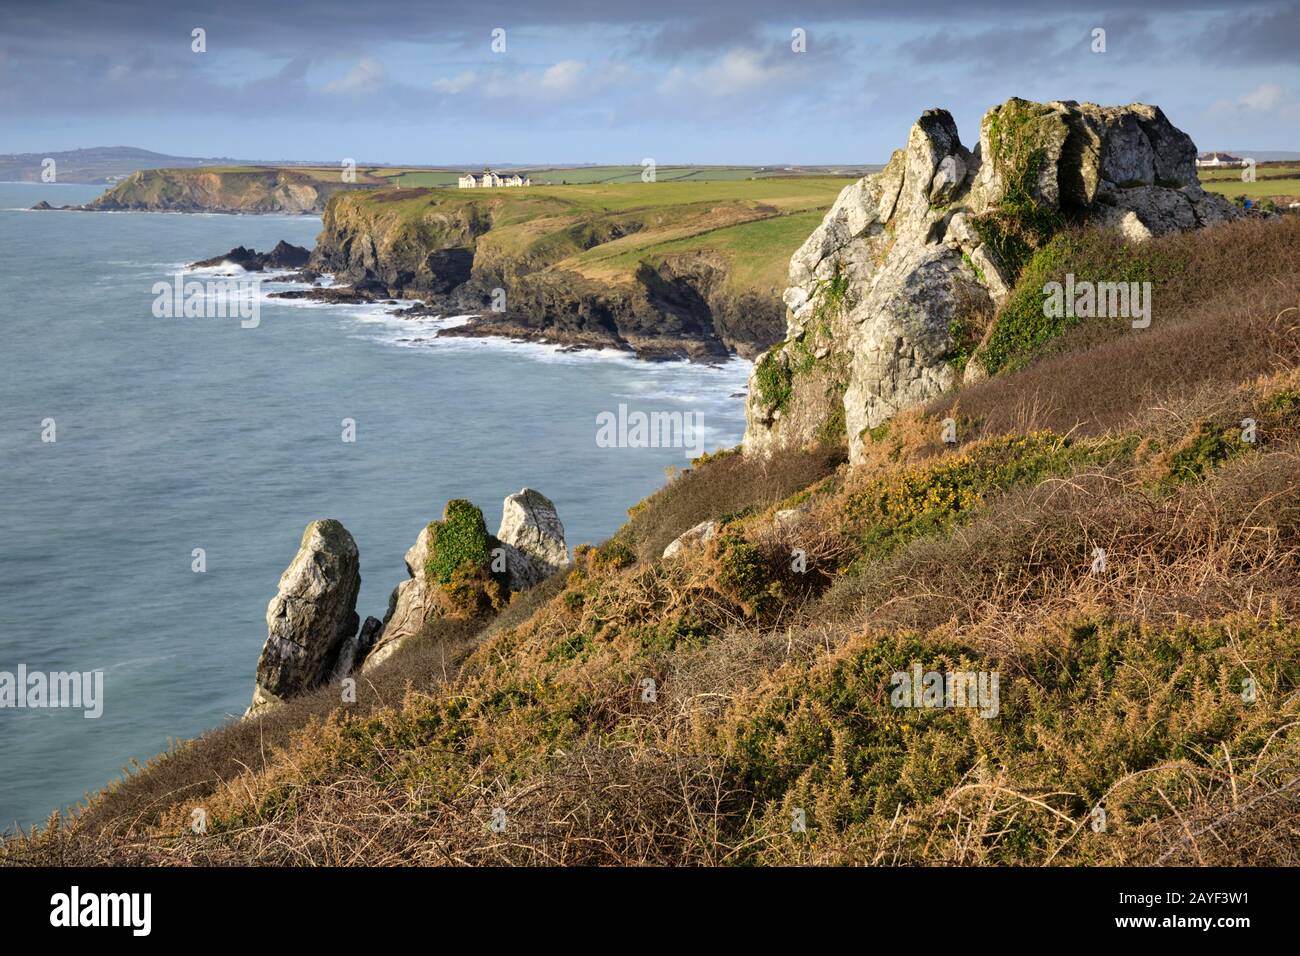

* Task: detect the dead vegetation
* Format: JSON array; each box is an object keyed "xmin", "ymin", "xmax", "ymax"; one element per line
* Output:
[{"xmin": 5, "ymin": 217, "xmax": 1300, "ymax": 868}]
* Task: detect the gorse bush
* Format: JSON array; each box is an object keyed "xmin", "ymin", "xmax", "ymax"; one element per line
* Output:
[
  {"xmin": 726, "ymin": 615, "xmax": 1299, "ymax": 864},
  {"xmin": 837, "ymin": 431, "xmax": 1110, "ymax": 565},
  {"xmin": 8, "ymin": 219, "xmax": 1300, "ymax": 869},
  {"xmin": 425, "ymin": 499, "xmax": 492, "ymax": 585},
  {"xmin": 1163, "ymin": 421, "xmax": 1247, "ymax": 484}
]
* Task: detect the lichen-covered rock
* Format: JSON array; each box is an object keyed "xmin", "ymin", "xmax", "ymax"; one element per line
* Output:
[
  {"xmin": 331, "ymin": 615, "xmax": 382, "ymax": 681},
  {"xmin": 248, "ymin": 520, "xmax": 361, "ymax": 717},
  {"xmin": 362, "ymin": 525, "xmax": 435, "ymax": 672},
  {"xmin": 742, "ymin": 98, "xmax": 1242, "ymax": 464},
  {"xmin": 496, "ymin": 488, "xmax": 568, "ymax": 589},
  {"xmin": 662, "ymin": 519, "xmax": 719, "ymax": 559}
]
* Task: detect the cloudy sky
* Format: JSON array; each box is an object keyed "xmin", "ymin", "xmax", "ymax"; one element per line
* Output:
[{"xmin": 2, "ymin": 0, "xmax": 1298, "ymax": 164}]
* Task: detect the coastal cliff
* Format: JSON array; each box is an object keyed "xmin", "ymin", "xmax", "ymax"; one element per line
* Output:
[
  {"xmin": 12, "ymin": 99, "xmax": 1300, "ymax": 870},
  {"xmin": 88, "ymin": 166, "xmax": 375, "ymax": 214},
  {"xmin": 307, "ymin": 180, "xmax": 844, "ymax": 361}
]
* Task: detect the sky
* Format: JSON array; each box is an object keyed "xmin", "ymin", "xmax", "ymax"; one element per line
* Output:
[{"xmin": 1, "ymin": 0, "xmax": 1298, "ymax": 165}]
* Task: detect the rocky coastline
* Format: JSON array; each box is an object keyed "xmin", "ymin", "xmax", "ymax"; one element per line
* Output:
[{"xmin": 247, "ymin": 489, "xmax": 568, "ymax": 717}]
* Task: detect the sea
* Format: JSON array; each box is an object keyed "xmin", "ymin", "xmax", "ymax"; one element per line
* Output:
[{"xmin": 0, "ymin": 181, "xmax": 751, "ymax": 830}]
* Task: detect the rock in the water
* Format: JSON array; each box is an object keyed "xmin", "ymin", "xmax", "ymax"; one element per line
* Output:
[
  {"xmin": 248, "ymin": 520, "xmax": 361, "ymax": 717},
  {"xmin": 496, "ymin": 488, "xmax": 568, "ymax": 589},
  {"xmin": 662, "ymin": 519, "xmax": 719, "ymax": 559},
  {"xmin": 741, "ymin": 97, "xmax": 1242, "ymax": 465},
  {"xmin": 265, "ymin": 240, "xmax": 312, "ymax": 268},
  {"xmin": 190, "ymin": 241, "xmax": 311, "ymax": 272}
]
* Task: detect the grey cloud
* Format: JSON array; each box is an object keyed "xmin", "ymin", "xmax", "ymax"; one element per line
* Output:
[
  {"xmin": 0, "ymin": 1, "xmax": 1270, "ymax": 54},
  {"xmin": 1195, "ymin": 1, "xmax": 1300, "ymax": 65}
]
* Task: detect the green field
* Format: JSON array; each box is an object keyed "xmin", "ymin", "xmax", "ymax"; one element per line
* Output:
[
  {"xmin": 1199, "ymin": 162, "xmax": 1300, "ymax": 203},
  {"xmin": 329, "ymin": 176, "xmax": 854, "ymax": 298},
  {"xmin": 391, "ymin": 164, "xmax": 873, "ymax": 188},
  {"xmin": 178, "ymin": 162, "xmax": 875, "ymax": 192}
]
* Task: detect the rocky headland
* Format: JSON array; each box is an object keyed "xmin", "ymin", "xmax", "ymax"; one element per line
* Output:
[
  {"xmin": 740, "ymin": 98, "xmax": 1245, "ymax": 464},
  {"xmin": 76, "ymin": 166, "xmax": 376, "ymax": 214}
]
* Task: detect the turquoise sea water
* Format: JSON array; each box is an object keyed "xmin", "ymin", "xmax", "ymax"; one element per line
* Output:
[{"xmin": 0, "ymin": 182, "xmax": 750, "ymax": 829}]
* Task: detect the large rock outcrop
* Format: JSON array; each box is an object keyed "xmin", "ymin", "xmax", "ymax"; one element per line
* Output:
[
  {"xmin": 742, "ymin": 98, "xmax": 1241, "ymax": 465},
  {"xmin": 361, "ymin": 524, "xmax": 437, "ymax": 671},
  {"xmin": 248, "ymin": 520, "xmax": 361, "ymax": 717},
  {"xmin": 363, "ymin": 491, "xmax": 568, "ymax": 670},
  {"xmin": 495, "ymin": 488, "xmax": 569, "ymax": 589}
]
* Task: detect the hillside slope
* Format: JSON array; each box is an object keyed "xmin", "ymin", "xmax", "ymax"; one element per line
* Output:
[
  {"xmin": 8, "ymin": 208, "xmax": 1299, "ymax": 867},
  {"xmin": 310, "ymin": 178, "xmax": 849, "ymax": 360}
]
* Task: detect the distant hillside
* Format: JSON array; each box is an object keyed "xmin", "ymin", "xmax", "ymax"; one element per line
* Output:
[
  {"xmin": 0, "ymin": 147, "xmax": 260, "ymax": 184},
  {"xmin": 2, "ymin": 147, "xmax": 880, "ymax": 187}
]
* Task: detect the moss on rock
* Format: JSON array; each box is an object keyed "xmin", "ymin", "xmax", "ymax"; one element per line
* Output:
[{"xmin": 425, "ymin": 499, "xmax": 493, "ymax": 585}]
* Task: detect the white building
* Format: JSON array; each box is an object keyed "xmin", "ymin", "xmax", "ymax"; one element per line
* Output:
[
  {"xmin": 1196, "ymin": 152, "xmax": 1246, "ymax": 168},
  {"xmin": 458, "ymin": 169, "xmax": 532, "ymax": 188}
]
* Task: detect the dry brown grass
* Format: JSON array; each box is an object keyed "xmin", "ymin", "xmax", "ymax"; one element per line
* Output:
[
  {"xmin": 7, "ymin": 217, "xmax": 1300, "ymax": 869},
  {"xmin": 615, "ymin": 446, "xmax": 843, "ymax": 561},
  {"xmin": 931, "ymin": 217, "xmax": 1300, "ymax": 440},
  {"xmin": 819, "ymin": 448, "xmax": 1300, "ymax": 646}
]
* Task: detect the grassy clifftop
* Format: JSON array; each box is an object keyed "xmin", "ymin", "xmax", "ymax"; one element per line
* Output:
[
  {"xmin": 317, "ymin": 177, "xmax": 848, "ymax": 295},
  {"xmin": 8, "ymin": 215, "xmax": 1300, "ymax": 867},
  {"xmin": 313, "ymin": 178, "xmax": 850, "ymax": 358},
  {"xmin": 90, "ymin": 166, "xmax": 385, "ymax": 213}
]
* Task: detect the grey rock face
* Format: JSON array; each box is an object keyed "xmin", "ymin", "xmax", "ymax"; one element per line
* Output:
[
  {"xmin": 662, "ymin": 519, "xmax": 719, "ymax": 559},
  {"xmin": 248, "ymin": 520, "xmax": 361, "ymax": 716},
  {"xmin": 362, "ymin": 489, "xmax": 567, "ymax": 672},
  {"xmin": 742, "ymin": 98, "xmax": 1242, "ymax": 464},
  {"xmin": 362, "ymin": 525, "xmax": 435, "ymax": 672},
  {"xmin": 496, "ymin": 488, "xmax": 568, "ymax": 589},
  {"xmin": 332, "ymin": 615, "xmax": 383, "ymax": 680}
]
